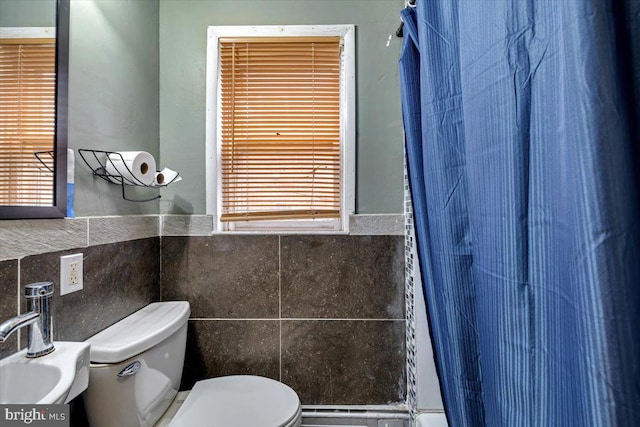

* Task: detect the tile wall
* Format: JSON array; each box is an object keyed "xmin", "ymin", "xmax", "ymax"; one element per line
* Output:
[
  {"xmin": 0, "ymin": 215, "xmax": 406, "ymax": 406},
  {"xmin": 162, "ymin": 234, "xmax": 407, "ymax": 405},
  {"xmin": 0, "ymin": 217, "xmax": 160, "ymax": 359},
  {"xmin": 0, "ymin": 260, "xmax": 19, "ymax": 359}
]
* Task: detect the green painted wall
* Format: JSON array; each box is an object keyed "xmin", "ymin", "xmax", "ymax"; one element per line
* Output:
[
  {"xmin": 3, "ymin": 0, "xmax": 404, "ymax": 216},
  {"xmin": 69, "ymin": 0, "xmax": 160, "ymax": 215},
  {"xmin": 159, "ymin": 0, "xmax": 404, "ymax": 214},
  {"xmin": 0, "ymin": 0, "xmax": 55, "ymax": 27}
]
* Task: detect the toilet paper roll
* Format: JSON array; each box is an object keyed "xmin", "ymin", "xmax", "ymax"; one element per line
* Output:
[
  {"xmin": 105, "ymin": 151, "xmax": 156, "ymax": 186},
  {"xmin": 152, "ymin": 168, "xmax": 181, "ymax": 187}
]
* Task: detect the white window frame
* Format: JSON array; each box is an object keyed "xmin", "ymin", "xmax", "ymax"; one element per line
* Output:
[
  {"xmin": 205, "ymin": 25, "xmax": 355, "ymax": 234},
  {"xmin": 0, "ymin": 27, "xmax": 55, "ymax": 39}
]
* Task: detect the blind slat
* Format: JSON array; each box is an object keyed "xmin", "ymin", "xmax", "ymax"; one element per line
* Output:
[{"xmin": 221, "ymin": 208, "xmax": 339, "ymax": 218}]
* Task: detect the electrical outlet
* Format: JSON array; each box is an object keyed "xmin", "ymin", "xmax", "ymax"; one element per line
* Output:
[
  {"xmin": 69, "ymin": 260, "xmax": 80, "ymax": 285},
  {"xmin": 60, "ymin": 253, "xmax": 83, "ymax": 295}
]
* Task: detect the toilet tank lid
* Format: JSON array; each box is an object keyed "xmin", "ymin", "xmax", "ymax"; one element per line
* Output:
[{"xmin": 86, "ymin": 301, "xmax": 190, "ymax": 364}]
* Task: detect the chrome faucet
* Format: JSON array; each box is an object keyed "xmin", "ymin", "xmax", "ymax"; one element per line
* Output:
[{"xmin": 0, "ymin": 282, "xmax": 55, "ymax": 357}]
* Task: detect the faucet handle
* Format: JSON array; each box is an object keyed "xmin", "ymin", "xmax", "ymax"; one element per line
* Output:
[{"xmin": 25, "ymin": 282, "xmax": 54, "ymax": 298}]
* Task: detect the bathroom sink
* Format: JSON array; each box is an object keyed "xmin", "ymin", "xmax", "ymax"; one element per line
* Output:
[{"xmin": 0, "ymin": 341, "xmax": 91, "ymax": 404}]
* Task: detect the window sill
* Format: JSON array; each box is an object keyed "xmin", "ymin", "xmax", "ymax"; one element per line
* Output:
[
  {"xmin": 210, "ymin": 229, "xmax": 350, "ymax": 236},
  {"xmin": 161, "ymin": 214, "xmax": 403, "ymax": 236}
]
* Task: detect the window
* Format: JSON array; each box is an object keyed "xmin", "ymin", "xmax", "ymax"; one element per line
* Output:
[
  {"xmin": 206, "ymin": 26, "xmax": 355, "ymax": 232},
  {"xmin": 0, "ymin": 28, "xmax": 56, "ymax": 206}
]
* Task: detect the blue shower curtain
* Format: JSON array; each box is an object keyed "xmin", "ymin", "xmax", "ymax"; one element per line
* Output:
[{"xmin": 400, "ymin": 1, "xmax": 640, "ymax": 426}]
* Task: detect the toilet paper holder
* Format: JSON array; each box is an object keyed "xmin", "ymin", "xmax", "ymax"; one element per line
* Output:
[{"xmin": 78, "ymin": 149, "xmax": 181, "ymax": 202}]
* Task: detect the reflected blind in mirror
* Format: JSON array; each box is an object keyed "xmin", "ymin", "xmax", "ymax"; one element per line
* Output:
[
  {"xmin": 0, "ymin": 38, "xmax": 55, "ymax": 206},
  {"xmin": 218, "ymin": 37, "xmax": 342, "ymax": 222}
]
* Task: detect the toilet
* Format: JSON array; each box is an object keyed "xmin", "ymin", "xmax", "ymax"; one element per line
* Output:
[{"xmin": 83, "ymin": 301, "xmax": 302, "ymax": 427}]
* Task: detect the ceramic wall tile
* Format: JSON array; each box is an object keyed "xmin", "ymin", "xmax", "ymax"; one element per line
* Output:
[
  {"xmin": 281, "ymin": 320, "xmax": 406, "ymax": 404},
  {"xmin": 0, "ymin": 260, "xmax": 19, "ymax": 359},
  {"xmin": 280, "ymin": 236, "xmax": 405, "ymax": 319},
  {"xmin": 20, "ymin": 238, "xmax": 160, "ymax": 343},
  {"xmin": 349, "ymin": 214, "xmax": 404, "ymax": 235},
  {"xmin": 162, "ymin": 236, "xmax": 279, "ymax": 318},
  {"xmin": 181, "ymin": 320, "xmax": 280, "ymax": 390},
  {"xmin": 0, "ymin": 219, "xmax": 87, "ymax": 261},
  {"xmin": 88, "ymin": 216, "xmax": 159, "ymax": 246},
  {"xmin": 161, "ymin": 215, "xmax": 213, "ymax": 236}
]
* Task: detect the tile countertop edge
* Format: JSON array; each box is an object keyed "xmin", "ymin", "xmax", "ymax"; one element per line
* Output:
[
  {"xmin": 0, "ymin": 218, "xmax": 89, "ymax": 261},
  {"xmin": 160, "ymin": 214, "xmax": 404, "ymax": 236},
  {"xmin": 0, "ymin": 213, "xmax": 404, "ymax": 260},
  {"xmin": 0, "ymin": 215, "xmax": 161, "ymax": 261}
]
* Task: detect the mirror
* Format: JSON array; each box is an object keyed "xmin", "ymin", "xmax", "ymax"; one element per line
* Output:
[{"xmin": 0, "ymin": 0, "xmax": 69, "ymax": 219}]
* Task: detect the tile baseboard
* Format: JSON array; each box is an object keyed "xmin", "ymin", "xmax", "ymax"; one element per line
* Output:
[{"xmin": 302, "ymin": 406, "xmax": 410, "ymax": 426}]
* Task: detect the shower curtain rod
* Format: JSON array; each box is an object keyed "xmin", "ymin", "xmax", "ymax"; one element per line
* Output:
[{"xmin": 396, "ymin": 0, "xmax": 416, "ymax": 38}]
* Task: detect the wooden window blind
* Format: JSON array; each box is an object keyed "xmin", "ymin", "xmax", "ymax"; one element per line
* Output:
[
  {"xmin": 0, "ymin": 38, "xmax": 56, "ymax": 206},
  {"xmin": 219, "ymin": 37, "xmax": 342, "ymax": 222}
]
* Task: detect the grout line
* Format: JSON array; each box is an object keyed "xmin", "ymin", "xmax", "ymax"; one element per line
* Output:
[
  {"xmin": 279, "ymin": 320, "xmax": 282, "ymax": 382},
  {"xmin": 189, "ymin": 318, "xmax": 280, "ymax": 321},
  {"xmin": 86, "ymin": 217, "xmax": 90, "ymax": 247},
  {"xmin": 16, "ymin": 258, "xmax": 21, "ymax": 351},
  {"xmin": 278, "ymin": 234, "xmax": 282, "ymax": 382},
  {"xmin": 282, "ymin": 318, "xmax": 407, "ymax": 321},
  {"xmin": 187, "ymin": 318, "xmax": 405, "ymax": 321},
  {"xmin": 158, "ymin": 215, "xmax": 163, "ymax": 302},
  {"xmin": 159, "ymin": 234, "xmax": 163, "ymax": 302},
  {"xmin": 278, "ymin": 235, "xmax": 282, "ymax": 318},
  {"xmin": 16, "ymin": 258, "xmax": 20, "ymax": 315}
]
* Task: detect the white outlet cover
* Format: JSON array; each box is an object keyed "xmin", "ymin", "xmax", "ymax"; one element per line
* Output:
[{"xmin": 60, "ymin": 253, "xmax": 83, "ymax": 295}]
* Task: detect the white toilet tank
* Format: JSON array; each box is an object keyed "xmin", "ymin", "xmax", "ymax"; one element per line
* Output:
[{"xmin": 83, "ymin": 301, "xmax": 190, "ymax": 427}]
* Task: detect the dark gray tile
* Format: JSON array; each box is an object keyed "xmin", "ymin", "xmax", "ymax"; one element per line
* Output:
[
  {"xmin": 281, "ymin": 236, "xmax": 405, "ymax": 319},
  {"xmin": 281, "ymin": 320, "xmax": 406, "ymax": 405},
  {"xmin": 162, "ymin": 236, "xmax": 279, "ymax": 318},
  {"xmin": 0, "ymin": 260, "xmax": 18, "ymax": 359},
  {"xmin": 20, "ymin": 238, "xmax": 160, "ymax": 343},
  {"xmin": 181, "ymin": 320, "xmax": 279, "ymax": 390}
]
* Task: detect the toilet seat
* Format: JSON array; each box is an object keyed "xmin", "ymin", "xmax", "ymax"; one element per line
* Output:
[{"xmin": 169, "ymin": 375, "xmax": 302, "ymax": 427}]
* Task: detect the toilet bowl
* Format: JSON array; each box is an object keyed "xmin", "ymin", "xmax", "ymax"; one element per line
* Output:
[
  {"xmin": 169, "ymin": 376, "xmax": 301, "ymax": 427},
  {"xmin": 83, "ymin": 302, "xmax": 302, "ymax": 427}
]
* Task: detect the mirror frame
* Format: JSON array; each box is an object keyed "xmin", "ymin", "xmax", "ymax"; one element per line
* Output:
[{"xmin": 0, "ymin": 0, "xmax": 70, "ymax": 219}]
